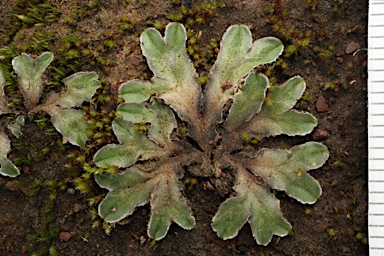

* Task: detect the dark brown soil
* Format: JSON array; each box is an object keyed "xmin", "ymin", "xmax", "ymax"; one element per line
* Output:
[{"xmin": 0, "ymin": 0, "xmax": 368, "ymax": 255}]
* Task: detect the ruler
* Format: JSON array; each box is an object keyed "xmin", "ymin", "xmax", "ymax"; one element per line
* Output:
[{"xmin": 369, "ymin": 1, "xmax": 384, "ymax": 255}]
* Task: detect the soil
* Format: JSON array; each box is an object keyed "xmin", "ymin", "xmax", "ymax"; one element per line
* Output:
[{"xmin": 0, "ymin": 0, "xmax": 368, "ymax": 255}]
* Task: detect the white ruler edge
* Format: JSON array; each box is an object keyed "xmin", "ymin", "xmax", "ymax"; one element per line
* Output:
[{"xmin": 369, "ymin": 0, "xmax": 384, "ymax": 255}]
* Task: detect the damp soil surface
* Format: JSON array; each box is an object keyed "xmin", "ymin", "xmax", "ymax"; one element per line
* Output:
[{"xmin": 0, "ymin": 0, "xmax": 368, "ymax": 255}]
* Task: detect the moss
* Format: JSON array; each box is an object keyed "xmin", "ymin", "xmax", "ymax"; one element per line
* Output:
[
  {"xmin": 328, "ymin": 228, "xmax": 336, "ymax": 237},
  {"xmin": 0, "ymin": 1, "xmax": 60, "ymax": 45},
  {"xmin": 27, "ymin": 227, "xmax": 59, "ymax": 255}
]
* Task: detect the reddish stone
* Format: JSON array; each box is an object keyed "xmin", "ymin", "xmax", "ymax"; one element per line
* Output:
[
  {"xmin": 316, "ymin": 95, "xmax": 329, "ymax": 112},
  {"xmin": 312, "ymin": 129, "xmax": 330, "ymax": 141},
  {"xmin": 21, "ymin": 245, "xmax": 27, "ymax": 254},
  {"xmin": 22, "ymin": 165, "xmax": 31, "ymax": 175},
  {"xmin": 129, "ymin": 55, "xmax": 141, "ymax": 66},
  {"xmin": 59, "ymin": 231, "xmax": 72, "ymax": 242}
]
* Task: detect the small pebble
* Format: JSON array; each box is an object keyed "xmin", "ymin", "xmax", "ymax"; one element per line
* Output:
[
  {"xmin": 312, "ymin": 129, "xmax": 330, "ymax": 141},
  {"xmin": 22, "ymin": 165, "xmax": 31, "ymax": 174},
  {"xmin": 73, "ymin": 203, "xmax": 84, "ymax": 213},
  {"xmin": 316, "ymin": 95, "xmax": 329, "ymax": 112},
  {"xmin": 67, "ymin": 188, "xmax": 75, "ymax": 195},
  {"xmin": 59, "ymin": 231, "xmax": 72, "ymax": 242},
  {"xmin": 140, "ymin": 235, "xmax": 146, "ymax": 245},
  {"xmin": 129, "ymin": 55, "xmax": 141, "ymax": 66},
  {"xmin": 345, "ymin": 41, "xmax": 360, "ymax": 54},
  {"xmin": 5, "ymin": 181, "xmax": 15, "ymax": 191},
  {"xmin": 21, "ymin": 245, "xmax": 27, "ymax": 254}
]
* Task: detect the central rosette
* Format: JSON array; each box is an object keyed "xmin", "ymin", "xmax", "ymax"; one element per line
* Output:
[{"xmin": 92, "ymin": 22, "xmax": 328, "ymax": 245}]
